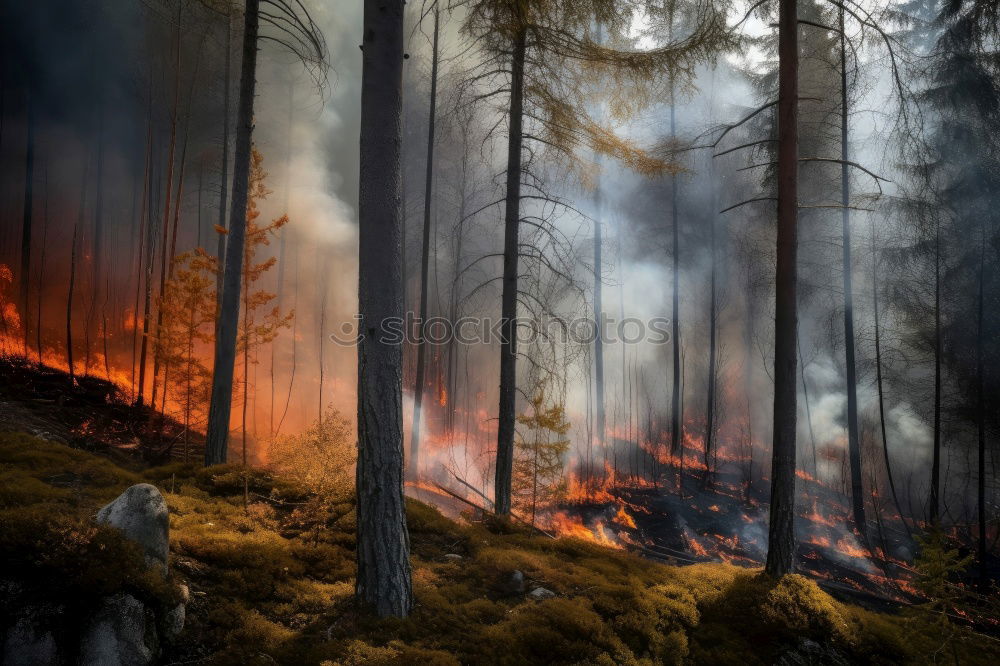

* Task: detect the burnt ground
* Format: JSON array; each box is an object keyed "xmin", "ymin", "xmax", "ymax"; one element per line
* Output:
[
  {"xmin": 0, "ymin": 355, "xmax": 204, "ymax": 465},
  {"xmin": 557, "ymin": 462, "xmax": 1000, "ymax": 624}
]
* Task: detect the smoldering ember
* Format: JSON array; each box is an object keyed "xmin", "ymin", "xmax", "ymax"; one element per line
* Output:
[{"xmin": 0, "ymin": 1, "xmax": 998, "ymax": 664}]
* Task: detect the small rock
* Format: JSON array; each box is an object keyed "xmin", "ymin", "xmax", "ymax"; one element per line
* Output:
[
  {"xmin": 444, "ymin": 553, "xmax": 463, "ymax": 561},
  {"xmin": 79, "ymin": 593, "xmax": 159, "ymax": 666},
  {"xmin": 2, "ymin": 614, "xmax": 58, "ymax": 666},
  {"xmin": 498, "ymin": 570, "xmax": 525, "ymax": 594},
  {"xmin": 528, "ymin": 587, "xmax": 556, "ymax": 600},
  {"xmin": 162, "ymin": 602, "xmax": 186, "ymax": 641},
  {"xmin": 776, "ymin": 638, "xmax": 850, "ymax": 666},
  {"xmin": 97, "ymin": 483, "xmax": 169, "ymax": 573}
]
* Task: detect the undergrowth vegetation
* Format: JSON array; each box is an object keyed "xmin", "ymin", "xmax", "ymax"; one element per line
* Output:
[{"xmin": 1, "ymin": 431, "xmax": 997, "ymax": 664}]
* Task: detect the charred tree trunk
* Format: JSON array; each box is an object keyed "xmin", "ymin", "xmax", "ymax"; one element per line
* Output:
[
  {"xmin": 204, "ymin": 0, "xmax": 260, "ymax": 466},
  {"xmin": 67, "ymin": 167, "xmax": 88, "ymax": 385},
  {"xmin": 410, "ymin": 4, "xmax": 441, "ymax": 480},
  {"xmin": 216, "ymin": 7, "xmax": 233, "ymax": 315},
  {"xmin": 494, "ymin": 22, "xmax": 527, "ymax": 517},
  {"xmin": 137, "ymin": 175, "xmax": 159, "ymax": 405},
  {"xmin": 20, "ymin": 86, "xmax": 35, "ymax": 352},
  {"xmin": 930, "ymin": 218, "xmax": 941, "ymax": 524},
  {"xmin": 704, "ymin": 156, "xmax": 718, "ymax": 483},
  {"xmin": 839, "ymin": 7, "xmax": 865, "ymax": 538},
  {"xmin": 594, "ymin": 190, "xmax": 606, "ymax": 460},
  {"xmin": 765, "ymin": 0, "xmax": 799, "ymax": 578},
  {"xmin": 870, "ymin": 216, "xmax": 907, "ymax": 535},
  {"xmin": 151, "ymin": 2, "xmax": 184, "ymax": 410},
  {"xmin": 669, "ymin": 91, "xmax": 681, "ymax": 465},
  {"xmin": 88, "ymin": 100, "xmax": 106, "ymax": 374},
  {"xmin": 271, "ymin": 80, "xmax": 294, "ymax": 435},
  {"xmin": 355, "ymin": 0, "xmax": 412, "ymax": 618},
  {"xmin": 35, "ymin": 165, "xmax": 48, "ymax": 364},
  {"xmin": 976, "ymin": 221, "xmax": 987, "ymax": 586},
  {"xmin": 798, "ymin": 334, "xmax": 818, "ymax": 476}
]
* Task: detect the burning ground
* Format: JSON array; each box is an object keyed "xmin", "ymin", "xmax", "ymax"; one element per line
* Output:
[{"xmin": 409, "ymin": 428, "xmax": 998, "ymax": 622}]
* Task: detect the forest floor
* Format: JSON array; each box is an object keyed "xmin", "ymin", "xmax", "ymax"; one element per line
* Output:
[{"xmin": 1, "ymin": 359, "xmax": 999, "ymax": 664}]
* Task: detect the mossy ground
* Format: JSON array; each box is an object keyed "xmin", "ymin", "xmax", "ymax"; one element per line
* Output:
[{"xmin": 1, "ymin": 431, "xmax": 997, "ymax": 665}]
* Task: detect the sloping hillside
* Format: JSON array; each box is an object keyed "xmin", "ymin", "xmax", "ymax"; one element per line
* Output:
[{"xmin": 1, "ymin": 432, "xmax": 997, "ymax": 665}]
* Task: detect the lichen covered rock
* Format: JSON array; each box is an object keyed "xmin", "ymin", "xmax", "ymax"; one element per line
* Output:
[
  {"xmin": 97, "ymin": 483, "xmax": 169, "ymax": 573},
  {"xmin": 79, "ymin": 592, "xmax": 159, "ymax": 666}
]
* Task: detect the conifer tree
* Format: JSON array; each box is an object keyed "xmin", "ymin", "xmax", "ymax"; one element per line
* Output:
[{"xmin": 513, "ymin": 389, "xmax": 571, "ymax": 525}]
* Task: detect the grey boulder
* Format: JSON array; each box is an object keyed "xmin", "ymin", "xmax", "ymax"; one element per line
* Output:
[
  {"xmin": 97, "ymin": 484, "xmax": 169, "ymax": 573},
  {"xmin": 2, "ymin": 612, "xmax": 59, "ymax": 666},
  {"xmin": 79, "ymin": 593, "xmax": 159, "ymax": 666}
]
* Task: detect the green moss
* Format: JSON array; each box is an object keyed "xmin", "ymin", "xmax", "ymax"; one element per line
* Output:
[{"xmin": 2, "ymin": 431, "xmax": 998, "ymax": 665}]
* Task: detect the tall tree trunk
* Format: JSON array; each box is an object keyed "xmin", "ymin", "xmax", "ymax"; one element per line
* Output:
[
  {"xmin": 159, "ymin": 39, "xmax": 204, "ymax": 419},
  {"xmin": 204, "ymin": 0, "xmax": 261, "ymax": 466},
  {"xmin": 594, "ymin": 188, "xmax": 606, "ymax": 461},
  {"xmin": 930, "ymin": 218, "xmax": 941, "ymax": 524},
  {"xmin": 277, "ymin": 240, "xmax": 299, "ymax": 435},
  {"xmin": 976, "ymin": 221, "xmax": 987, "ymax": 585},
  {"xmin": 704, "ymin": 148, "xmax": 718, "ymax": 483},
  {"xmin": 35, "ymin": 165, "xmax": 48, "ymax": 364},
  {"xmin": 494, "ymin": 22, "xmax": 527, "ymax": 517},
  {"xmin": 669, "ymin": 89, "xmax": 681, "ymax": 465},
  {"xmin": 765, "ymin": 0, "xmax": 799, "ymax": 578},
  {"xmin": 798, "ymin": 334, "xmax": 818, "ymax": 475},
  {"xmin": 271, "ymin": 78, "xmax": 294, "ymax": 435},
  {"xmin": 445, "ymin": 149, "xmax": 468, "ymax": 437},
  {"xmin": 410, "ymin": 4, "xmax": 441, "ymax": 480},
  {"xmin": 318, "ymin": 267, "xmax": 327, "ymax": 422},
  {"xmin": 839, "ymin": 7, "xmax": 865, "ymax": 538},
  {"xmin": 68, "ymin": 166, "xmax": 88, "ymax": 385},
  {"xmin": 89, "ymin": 99, "xmax": 106, "ymax": 374},
  {"xmin": 137, "ymin": 162, "xmax": 159, "ymax": 406},
  {"xmin": 216, "ymin": 6, "xmax": 233, "ymax": 315},
  {"xmin": 870, "ymin": 216, "xmax": 907, "ymax": 535},
  {"xmin": 20, "ymin": 86, "xmax": 35, "ymax": 353},
  {"xmin": 355, "ymin": 0, "xmax": 412, "ymax": 618}
]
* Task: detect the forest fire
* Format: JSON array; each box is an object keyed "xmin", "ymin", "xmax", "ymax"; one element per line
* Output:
[{"xmin": 3, "ymin": 0, "xmax": 1000, "ymax": 660}]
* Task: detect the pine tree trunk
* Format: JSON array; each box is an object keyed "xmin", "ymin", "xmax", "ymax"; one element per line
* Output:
[
  {"xmin": 152, "ymin": 2, "xmax": 184, "ymax": 410},
  {"xmin": 870, "ymin": 216, "xmax": 907, "ymax": 535},
  {"xmin": 445, "ymin": 155, "xmax": 467, "ymax": 436},
  {"xmin": 669, "ymin": 92, "xmax": 681, "ymax": 465},
  {"xmin": 798, "ymin": 334, "xmax": 818, "ymax": 475},
  {"xmin": 90, "ymin": 100, "xmax": 106, "ymax": 374},
  {"xmin": 839, "ymin": 7, "xmax": 865, "ymax": 538},
  {"xmin": 68, "ymin": 170, "xmax": 87, "ymax": 384},
  {"xmin": 976, "ymin": 222, "xmax": 987, "ymax": 585},
  {"xmin": 135, "ymin": 120, "xmax": 157, "ymax": 406},
  {"xmin": 705, "ymin": 153, "xmax": 717, "ymax": 483},
  {"xmin": 765, "ymin": 0, "xmax": 799, "ymax": 578},
  {"xmin": 594, "ymin": 189, "xmax": 606, "ymax": 458},
  {"xmin": 20, "ymin": 86, "xmax": 35, "ymax": 353},
  {"xmin": 410, "ymin": 5, "xmax": 441, "ymax": 480},
  {"xmin": 35, "ymin": 165, "xmax": 48, "ymax": 364},
  {"xmin": 204, "ymin": 0, "xmax": 260, "ymax": 466},
  {"xmin": 930, "ymin": 219, "xmax": 941, "ymax": 524},
  {"xmin": 271, "ymin": 79, "xmax": 294, "ymax": 435},
  {"xmin": 494, "ymin": 22, "xmax": 527, "ymax": 517},
  {"xmin": 355, "ymin": 0, "xmax": 412, "ymax": 618},
  {"xmin": 216, "ymin": 7, "xmax": 233, "ymax": 316}
]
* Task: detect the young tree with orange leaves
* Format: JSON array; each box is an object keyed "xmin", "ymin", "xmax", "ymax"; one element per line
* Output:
[{"xmin": 155, "ymin": 249, "xmax": 217, "ymax": 460}]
